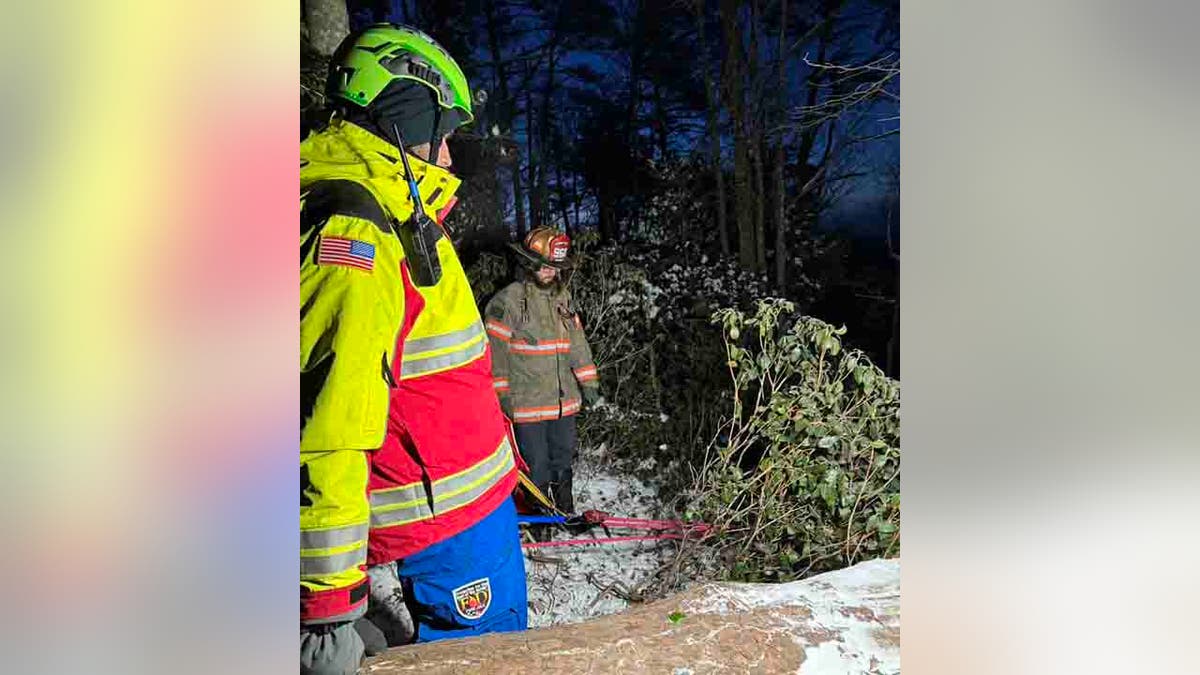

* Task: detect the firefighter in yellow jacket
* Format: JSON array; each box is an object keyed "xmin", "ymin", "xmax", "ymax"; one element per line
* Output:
[
  {"xmin": 301, "ymin": 24, "xmax": 525, "ymax": 675},
  {"xmin": 484, "ymin": 229, "xmax": 601, "ymax": 518}
]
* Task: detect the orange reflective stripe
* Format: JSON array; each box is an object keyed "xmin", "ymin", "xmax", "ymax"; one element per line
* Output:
[
  {"xmin": 574, "ymin": 365, "xmax": 598, "ymax": 382},
  {"xmin": 511, "ymin": 404, "xmax": 560, "ymax": 422},
  {"xmin": 485, "ymin": 320, "xmax": 512, "ymax": 341},
  {"xmin": 493, "ymin": 378, "xmax": 510, "ymax": 391},
  {"xmin": 509, "ymin": 340, "xmax": 571, "ymax": 355},
  {"xmin": 511, "ymin": 399, "xmax": 581, "ymax": 422}
]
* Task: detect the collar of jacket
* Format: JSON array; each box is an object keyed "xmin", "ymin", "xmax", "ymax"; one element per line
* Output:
[
  {"xmin": 301, "ymin": 119, "xmax": 462, "ymax": 224},
  {"xmin": 520, "ymin": 276, "xmax": 566, "ymax": 299}
]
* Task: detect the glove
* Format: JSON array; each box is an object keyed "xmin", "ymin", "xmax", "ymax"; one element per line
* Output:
[
  {"xmin": 581, "ymin": 386, "xmax": 603, "ymax": 410},
  {"xmin": 301, "ymin": 621, "xmax": 364, "ymax": 675},
  {"xmin": 365, "ymin": 562, "xmax": 415, "ymax": 647},
  {"xmin": 353, "ymin": 617, "xmax": 387, "ymax": 657}
]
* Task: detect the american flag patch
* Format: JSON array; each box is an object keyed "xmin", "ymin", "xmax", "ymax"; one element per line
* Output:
[{"xmin": 318, "ymin": 236, "xmax": 375, "ymax": 272}]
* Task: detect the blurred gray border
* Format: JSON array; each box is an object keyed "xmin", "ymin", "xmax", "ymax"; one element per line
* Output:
[{"xmin": 903, "ymin": 2, "xmax": 1199, "ymax": 673}]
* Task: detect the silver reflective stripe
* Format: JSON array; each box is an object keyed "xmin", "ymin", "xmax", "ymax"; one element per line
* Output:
[
  {"xmin": 368, "ymin": 482, "xmax": 425, "ymax": 510},
  {"xmin": 371, "ymin": 498, "xmax": 433, "ymax": 528},
  {"xmin": 300, "ymin": 523, "xmax": 369, "ymax": 551},
  {"xmin": 300, "ymin": 545, "xmax": 367, "ymax": 577},
  {"xmin": 370, "ymin": 437, "xmax": 514, "ymax": 510},
  {"xmin": 370, "ymin": 438, "xmax": 515, "ymax": 528},
  {"xmin": 510, "ymin": 342, "xmax": 563, "ymax": 353},
  {"xmin": 403, "ymin": 322, "xmax": 484, "ymax": 356},
  {"xmin": 371, "ymin": 450, "xmax": 514, "ymax": 528},
  {"xmin": 370, "ymin": 437, "xmax": 513, "ymax": 511},
  {"xmin": 400, "ymin": 335, "xmax": 486, "ymax": 378}
]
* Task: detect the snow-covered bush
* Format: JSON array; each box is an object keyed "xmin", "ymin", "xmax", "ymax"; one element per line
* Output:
[
  {"xmin": 566, "ymin": 238, "xmax": 783, "ymax": 487},
  {"xmin": 686, "ymin": 298, "xmax": 900, "ymax": 582}
]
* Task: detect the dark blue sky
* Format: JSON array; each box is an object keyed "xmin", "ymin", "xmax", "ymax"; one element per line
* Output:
[{"xmin": 357, "ymin": 0, "xmax": 897, "ymax": 235}]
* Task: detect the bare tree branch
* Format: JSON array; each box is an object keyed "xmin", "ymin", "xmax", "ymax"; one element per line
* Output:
[{"xmin": 782, "ymin": 53, "xmax": 900, "ymax": 133}]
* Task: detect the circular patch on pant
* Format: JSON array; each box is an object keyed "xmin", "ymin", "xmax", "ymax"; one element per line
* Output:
[{"xmin": 452, "ymin": 577, "xmax": 492, "ymax": 620}]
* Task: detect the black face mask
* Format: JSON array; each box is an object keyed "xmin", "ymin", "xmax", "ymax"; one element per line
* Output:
[{"xmin": 344, "ymin": 79, "xmax": 463, "ymax": 155}]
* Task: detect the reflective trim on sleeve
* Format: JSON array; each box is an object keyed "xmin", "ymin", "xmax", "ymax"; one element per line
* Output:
[
  {"xmin": 300, "ymin": 545, "xmax": 367, "ymax": 578},
  {"xmin": 300, "ymin": 523, "xmax": 369, "ymax": 551},
  {"xmin": 485, "ymin": 319, "xmax": 513, "ymax": 341}
]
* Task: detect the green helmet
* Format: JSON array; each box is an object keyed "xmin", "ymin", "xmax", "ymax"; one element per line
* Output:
[{"xmin": 327, "ymin": 24, "xmax": 474, "ymax": 131}]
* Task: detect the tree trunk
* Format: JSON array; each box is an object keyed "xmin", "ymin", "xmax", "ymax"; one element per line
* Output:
[
  {"xmin": 796, "ymin": 2, "xmax": 837, "ymax": 170},
  {"xmin": 653, "ymin": 80, "xmax": 669, "ymax": 161},
  {"xmin": 694, "ymin": 0, "xmax": 730, "ymax": 258},
  {"xmin": 721, "ymin": 0, "xmax": 755, "ymax": 271},
  {"xmin": 526, "ymin": 83, "xmax": 540, "ymax": 230},
  {"xmin": 362, "ymin": 560, "xmax": 900, "ymax": 674},
  {"xmin": 539, "ymin": 46, "xmax": 560, "ymax": 231},
  {"xmin": 484, "ymin": 0, "xmax": 526, "ymax": 237},
  {"xmin": 625, "ymin": 0, "xmax": 645, "ymax": 238},
  {"xmin": 599, "ymin": 188, "xmax": 617, "ymax": 242},
  {"xmin": 556, "ymin": 154, "xmax": 571, "ymax": 233},
  {"xmin": 572, "ymin": 171, "xmax": 580, "ymax": 232},
  {"xmin": 512, "ymin": 165, "xmax": 528, "ymax": 238},
  {"xmin": 305, "ymin": 0, "xmax": 350, "ymax": 57},
  {"xmin": 774, "ymin": 0, "xmax": 790, "ymax": 289},
  {"xmin": 753, "ymin": 143, "xmax": 766, "ymax": 272},
  {"xmin": 749, "ymin": 0, "xmax": 766, "ymax": 273}
]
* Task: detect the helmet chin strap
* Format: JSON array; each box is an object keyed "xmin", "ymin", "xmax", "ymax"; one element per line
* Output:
[{"xmin": 429, "ymin": 104, "xmax": 442, "ymax": 164}]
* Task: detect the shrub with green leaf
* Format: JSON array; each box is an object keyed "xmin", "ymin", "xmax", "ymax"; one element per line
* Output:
[{"xmin": 689, "ymin": 298, "xmax": 900, "ymax": 582}]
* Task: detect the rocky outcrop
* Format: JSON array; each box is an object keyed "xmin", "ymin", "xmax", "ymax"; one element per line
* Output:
[{"xmin": 364, "ymin": 558, "xmax": 899, "ymax": 674}]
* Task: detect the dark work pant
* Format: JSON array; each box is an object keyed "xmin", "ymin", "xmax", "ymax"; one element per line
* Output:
[{"xmin": 513, "ymin": 415, "xmax": 577, "ymax": 513}]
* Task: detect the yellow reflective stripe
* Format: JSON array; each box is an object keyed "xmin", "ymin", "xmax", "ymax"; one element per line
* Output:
[
  {"xmin": 300, "ymin": 523, "xmax": 369, "ymax": 551},
  {"xmin": 400, "ymin": 334, "xmax": 487, "ymax": 379},
  {"xmin": 370, "ymin": 438, "xmax": 515, "ymax": 528},
  {"xmin": 300, "ymin": 567, "xmax": 365, "ymax": 595},
  {"xmin": 300, "ymin": 544, "xmax": 367, "ymax": 578},
  {"xmin": 404, "ymin": 322, "xmax": 484, "ymax": 356}
]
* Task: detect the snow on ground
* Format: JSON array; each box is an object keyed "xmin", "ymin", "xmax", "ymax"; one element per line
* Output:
[{"xmin": 523, "ymin": 442, "xmax": 675, "ymax": 628}]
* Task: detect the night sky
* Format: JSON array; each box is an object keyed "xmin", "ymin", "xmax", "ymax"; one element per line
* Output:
[{"xmin": 349, "ymin": 0, "xmax": 898, "ymax": 239}]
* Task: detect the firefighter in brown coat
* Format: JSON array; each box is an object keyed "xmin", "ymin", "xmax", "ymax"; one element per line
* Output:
[{"xmin": 484, "ymin": 228, "xmax": 601, "ymax": 515}]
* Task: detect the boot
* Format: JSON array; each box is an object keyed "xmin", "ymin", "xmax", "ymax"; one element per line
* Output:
[
  {"xmin": 365, "ymin": 563, "xmax": 415, "ymax": 647},
  {"xmin": 550, "ymin": 472, "xmax": 575, "ymax": 515},
  {"xmin": 530, "ymin": 524, "xmax": 553, "ymax": 542}
]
